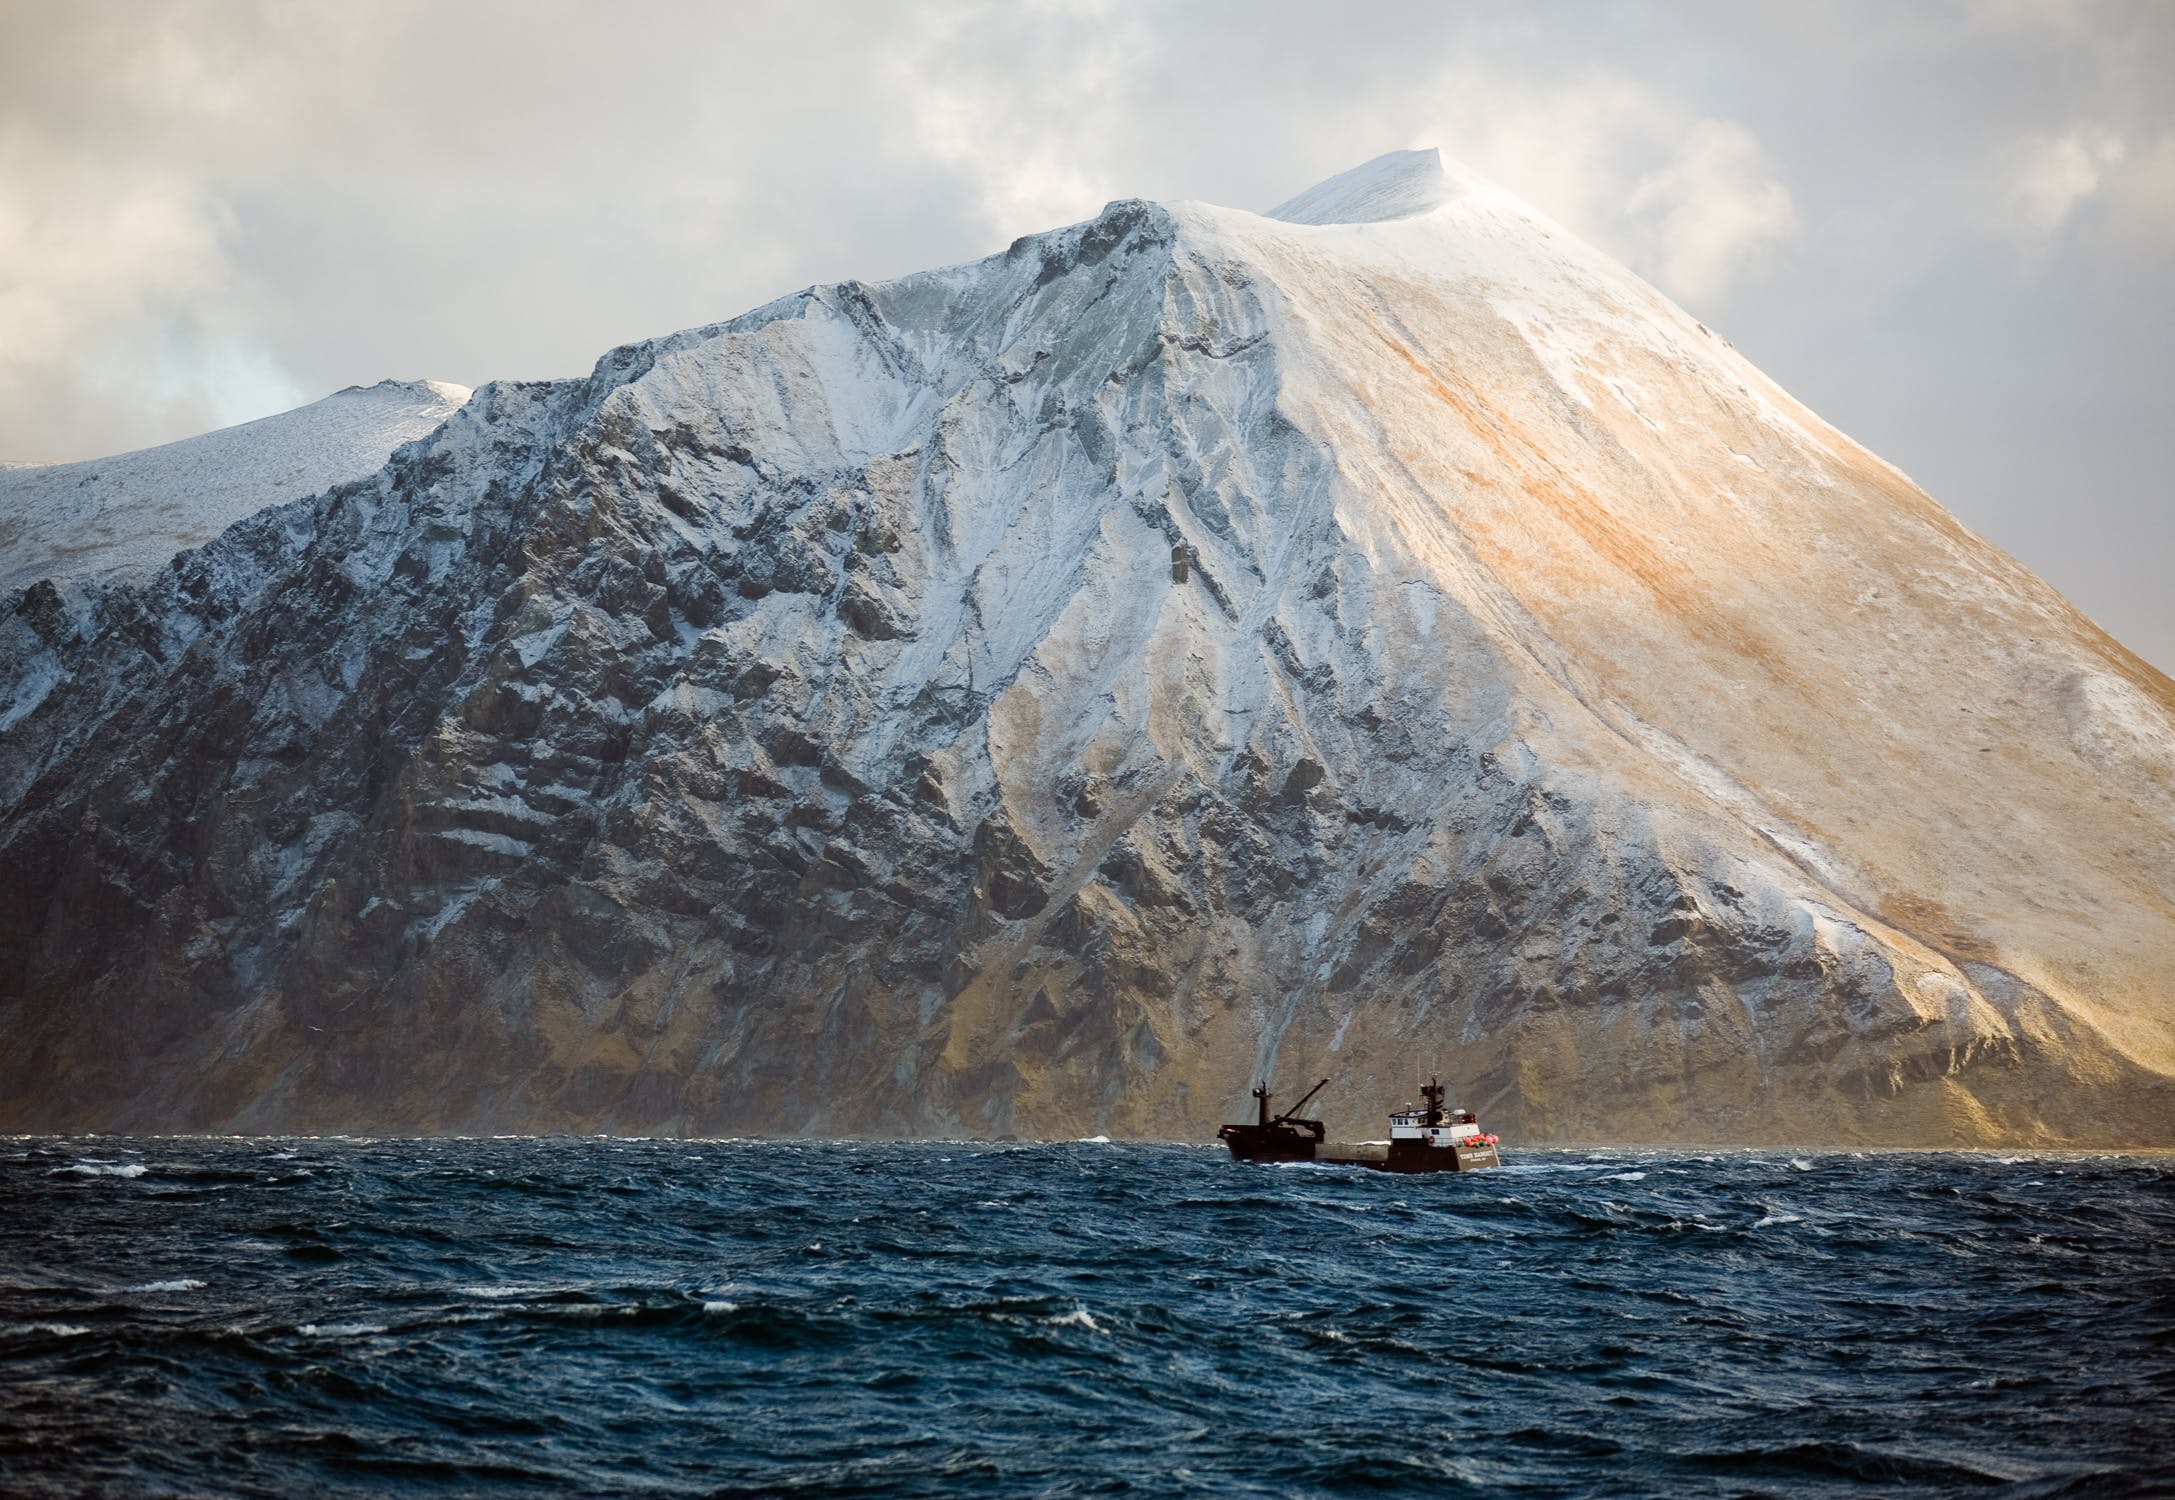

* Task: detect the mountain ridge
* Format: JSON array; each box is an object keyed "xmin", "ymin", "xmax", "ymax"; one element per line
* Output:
[{"xmin": 0, "ymin": 378, "xmax": 473, "ymax": 595}]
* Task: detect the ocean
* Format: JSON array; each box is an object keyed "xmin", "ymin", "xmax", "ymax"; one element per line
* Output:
[{"xmin": 3, "ymin": 1138, "xmax": 2170, "ymax": 1496}]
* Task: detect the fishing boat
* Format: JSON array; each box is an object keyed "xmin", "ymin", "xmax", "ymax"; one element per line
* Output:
[{"xmin": 1217, "ymin": 1077, "xmax": 1500, "ymax": 1172}]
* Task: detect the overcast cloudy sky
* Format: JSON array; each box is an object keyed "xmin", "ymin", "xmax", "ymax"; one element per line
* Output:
[{"xmin": 3, "ymin": 0, "xmax": 2169, "ymax": 668}]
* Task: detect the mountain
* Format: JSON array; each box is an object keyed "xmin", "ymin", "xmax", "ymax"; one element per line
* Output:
[
  {"xmin": 0, "ymin": 379, "xmax": 472, "ymax": 593},
  {"xmin": 2, "ymin": 150, "xmax": 2170, "ymax": 1144}
]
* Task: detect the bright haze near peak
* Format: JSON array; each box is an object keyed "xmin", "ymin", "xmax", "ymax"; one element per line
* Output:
[{"xmin": 1, "ymin": 0, "xmax": 2170, "ymax": 671}]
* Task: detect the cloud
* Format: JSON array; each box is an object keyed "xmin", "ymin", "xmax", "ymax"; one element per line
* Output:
[
  {"xmin": 887, "ymin": 0, "xmax": 1150, "ymax": 241},
  {"xmin": 0, "ymin": 6, "xmax": 314, "ymax": 460},
  {"xmin": 2010, "ymin": 127, "xmax": 2126, "ymax": 237},
  {"xmin": 0, "ymin": 140, "xmax": 306, "ymax": 461},
  {"xmin": 0, "ymin": 161, "xmax": 224, "ymax": 360},
  {"xmin": 1624, "ymin": 120, "xmax": 1799, "ymax": 304},
  {"xmin": 1403, "ymin": 67, "xmax": 1796, "ymax": 308},
  {"xmin": 2100, "ymin": 133, "xmax": 2175, "ymax": 249}
]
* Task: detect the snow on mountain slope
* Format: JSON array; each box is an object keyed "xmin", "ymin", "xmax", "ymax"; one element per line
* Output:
[
  {"xmin": 0, "ymin": 151, "xmax": 2169, "ymax": 1145},
  {"xmin": 1265, "ymin": 144, "xmax": 1467, "ymax": 224},
  {"xmin": 0, "ymin": 379, "xmax": 471, "ymax": 592}
]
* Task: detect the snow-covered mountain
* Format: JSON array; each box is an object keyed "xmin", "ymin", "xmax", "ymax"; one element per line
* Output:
[
  {"xmin": 2, "ymin": 150, "xmax": 2170, "ymax": 1144},
  {"xmin": 0, "ymin": 379, "xmax": 471, "ymax": 592}
]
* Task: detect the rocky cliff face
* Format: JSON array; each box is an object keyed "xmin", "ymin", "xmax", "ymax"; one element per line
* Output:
[{"xmin": 3, "ymin": 150, "xmax": 2171, "ymax": 1145}]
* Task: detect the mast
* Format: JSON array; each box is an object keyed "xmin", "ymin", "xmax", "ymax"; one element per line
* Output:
[{"xmin": 1421, "ymin": 1077, "xmax": 1446, "ymax": 1128}]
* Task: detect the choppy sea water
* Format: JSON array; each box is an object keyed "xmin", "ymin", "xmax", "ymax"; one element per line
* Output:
[{"xmin": 2, "ymin": 1139, "xmax": 2170, "ymax": 1497}]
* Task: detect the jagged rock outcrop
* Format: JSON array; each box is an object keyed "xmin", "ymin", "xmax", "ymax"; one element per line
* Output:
[{"xmin": 3, "ymin": 150, "xmax": 2171, "ymax": 1145}]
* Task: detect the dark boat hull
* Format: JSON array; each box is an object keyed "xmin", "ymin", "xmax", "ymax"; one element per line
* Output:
[{"xmin": 1218, "ymin": 1128, "xmax": 1499, "ymax": 1172}]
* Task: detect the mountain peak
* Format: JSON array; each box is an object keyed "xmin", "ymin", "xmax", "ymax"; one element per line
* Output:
[
  {"xmin": 1264, "ymin": 147, "xmax": 1470, "ymax": 226},
  {"xmin": 336, "ymin": 378, "xmax": 475, "ymax": 405}
]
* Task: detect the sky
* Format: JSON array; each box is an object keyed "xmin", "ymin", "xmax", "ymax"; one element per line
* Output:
[{"xmin": 2, "ymin": 0, "xmax": 2169, "ymax": 670}]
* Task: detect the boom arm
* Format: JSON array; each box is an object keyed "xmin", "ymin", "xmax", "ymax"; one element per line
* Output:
[{"xmin": 1275, "ymin": 1078, "xmax": 1330, "ymax": 1124}]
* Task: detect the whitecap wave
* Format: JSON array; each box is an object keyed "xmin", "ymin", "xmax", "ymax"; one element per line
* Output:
[
  {"xmin": 701, "ymin": 1300, "xmax": 739, "ymax": 1315},
  {"xmin": 128, "ymin": 1279, "xmax": 205, "ymax": 1293},
  {"xmin": 57, "ymin": 1161, "xmax": 147, "ymax": 1178},
  {"xmin": 299, "ymin": 1322, "xmax": 387, "ymax": 1338},
  {"xmin": 1045, "ymin": 1307, "xmax": 1104, "ymax": 1332}
]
